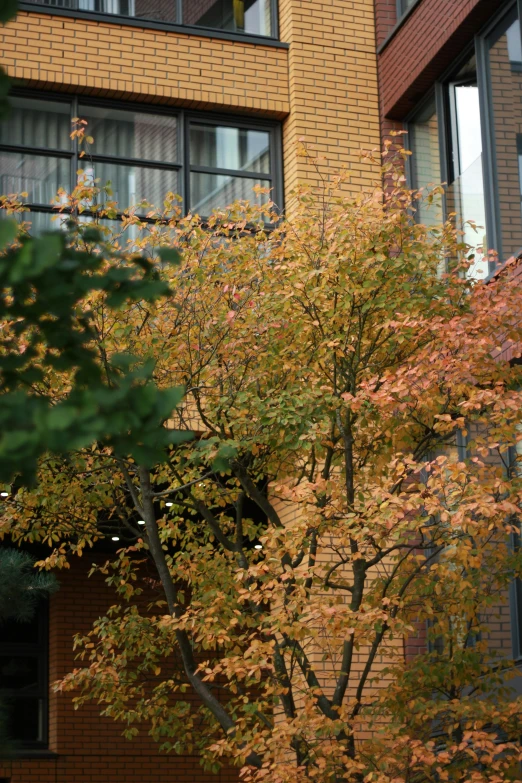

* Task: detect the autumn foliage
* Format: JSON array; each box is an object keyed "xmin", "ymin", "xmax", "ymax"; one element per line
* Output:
[{"xmin": 1, "ymin": 149, "xmax": 522, "ymax": 782}]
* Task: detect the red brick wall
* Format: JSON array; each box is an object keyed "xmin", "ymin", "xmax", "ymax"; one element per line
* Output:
[
  {"xmin": 0, "ymin": 559, "xmax": 238, "ymax": 783},
  {"xmin": 377, "ymin": 0, "xmax": 499, "ymax": 120},
  {"xmin": 375, "ymin": 0, "xmax": 397, "ymax": 48}
]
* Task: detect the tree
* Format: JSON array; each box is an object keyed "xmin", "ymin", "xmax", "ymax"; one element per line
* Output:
[{"xmin": 2, "ymin": 152, "xmax": 522, "ymax": 783}]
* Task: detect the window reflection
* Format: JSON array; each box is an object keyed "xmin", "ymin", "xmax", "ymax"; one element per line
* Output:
[
  {"xmin": 26, "ymin": 0, "xmax": 274, "ymax": 34},
  {"xmin": 183, "ymin": 0, "xmax": 271, "ymax": 36},
  {"xmin": 447, "ymin": 56, "xmax": 488, "ymax": 279},
  {"xmin": 190, "ymin": 125, "xmax": 270, "ymax": 173}
]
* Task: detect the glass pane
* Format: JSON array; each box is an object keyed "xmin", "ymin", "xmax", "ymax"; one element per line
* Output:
[
  {"xmin": 78, "ymin": 106, "xmax": 179, "ymax": 163},
  {"xmin": 2, "ymin": 697, "xmax": 43, "ymax": 743},
  {"xmin": 190, "ymin": 125, "xmax": 270, "ymax": 173},
  {"xmin": 81, "ymin": 161, "xmax": 179, "ymax": 213},
  {"xmin": 0, "ymin": 616, "xmax": 40, "ymax": 645},
  {"xmin": 83, "ymin": 216, "xmax": 154, "ymax": 250},
  {"xmin": 446, "ymin": 158, "xmax": 488, "ymax": 279},
  {"xmin": 0, "ymin": 152, "xmax": 70, "ymax": 205},
  {"xmin": 0, "ymin": 657, "xmax": 39, "ymax": 690},
  {"xmin": 454, "ymin": 83, "xmax": 482, "ymax": 174},
  {"xmin": 488, "ymin": 14, "xmax": 522, "ymax": 260},
  {"xmin": 448, "ymin": 55, "xmax": 488, "ymax": 278},
  {"xmin": 25, "ymin": 0, "xmax": 178, "ymax": 23},
  {"xmin": 409, "ymin": 97, "xmax": 442, "ymax": 225},
  {"xmin": 183, "ymin": 0, "xmax": 272, "ymax": 36},
  {"xmin": 190, "ymin": 172, "xmax": 270, "ymax": 215},
  {"xmin": 0, "ymin": 210, "xmax": 70, "ymax": 236},
  {"xmin": 0, "ymin": 96, "xmax": 71, "ymax": 151}
]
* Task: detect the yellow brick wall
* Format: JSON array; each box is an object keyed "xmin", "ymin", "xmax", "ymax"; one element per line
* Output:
[
  {"xmin": 0, "ymin": 11, "xmax": 289, "ymax": 117},
  {"xmin": 279, "ymin": 0, "xmax": 381, "ymax": 196},
  {"xmin": 271, "ymin": 493, "xmax": 401, "ymax": 718}
]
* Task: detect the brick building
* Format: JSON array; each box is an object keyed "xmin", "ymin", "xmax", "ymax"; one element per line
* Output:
[
  {"xmin": 1, "ymin": 0, "xmax": 522, "ymax": 780},
  {"xmin": 374, "ymin": 0, "xmax": 522, "ymax": 663},
  {"xmin": 0, "ymin": 1, "xmax": 381, "ymax": 781}
]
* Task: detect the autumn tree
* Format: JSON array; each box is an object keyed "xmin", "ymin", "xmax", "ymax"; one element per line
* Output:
[{"xmin": 1, "ymin": 151, "xmax": 522, "ymax": 783}]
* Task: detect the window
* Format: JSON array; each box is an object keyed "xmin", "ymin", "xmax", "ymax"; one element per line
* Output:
[
  {"xmin": 408, "ymin": 96, "xmax": 442, "ymax": 226},
  {"xmin": 183, "ymin": 0, "xmax": 272, "ymax": 36},
  {"xmin": 446, "ymin": 54, "xmax": 489, "ymax": 279},
  {"xmin": 405, "ymin": 3, "xmax": 522, "ymax": 272},
  {"xmin": 23, "ymin": 0, "xmax": 275, "ymax": 38},
  {"xmin": 0, "ymin": 94, "xmax": 281, "ymax": 230},
  {"xmin": 0, "ymin": 607, "xmax": 48, "ymax": 748},
  {"xmin": 189, "ymin": 123, "xmax": 272, "ymax": 216}
]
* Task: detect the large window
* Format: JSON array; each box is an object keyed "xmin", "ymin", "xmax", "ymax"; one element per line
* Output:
[
  {"xmin": 446, "ymin": 54, "xmax": 488, "ymax": 279},
  {"xmin": 405, "ymin": 2, "xmax": 522, "ymax": 276},
  {"xmin": 0, "ymin": 607, "xmax": 48, "ymax": 748},
  {"xmin": 0, "ymin": 94, "xmax": 281, "ymax": 229},
  {"xmin": 22, "ymin": 0, "xmax": 275, "ymax": 38}
]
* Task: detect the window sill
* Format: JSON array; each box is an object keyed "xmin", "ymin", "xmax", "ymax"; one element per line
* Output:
[
  {"xmin": 5, "ymin": 749, "xmax": 58, "ymax": 760},
  {"xmin": 18, "ymin": 3, "xmax": 289, "ymax": 49}
]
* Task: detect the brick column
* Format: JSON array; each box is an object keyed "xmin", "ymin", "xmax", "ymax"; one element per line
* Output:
[{"xmin": 278, "ymin": 0, "xmax": 381, "ymax": 201}]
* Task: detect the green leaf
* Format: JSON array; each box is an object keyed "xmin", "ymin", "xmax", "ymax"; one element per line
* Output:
[
  {"xmin": 0, "ymin": 218, "xmax": 17, "ymax": 250},
  {"xmin": 32, "ymin": 233, "xmax": 63, "ymax": 274},
  {"xmin": 158, "ymin": 247, "xmax": 181, "ymax": 265},
  {"xmin": 82, "ymin": 227, "xmax": 102, "ymax": 244},
  {"xmin": 0, "ymin": 0, "xmax": 17, "ymax": 24}
]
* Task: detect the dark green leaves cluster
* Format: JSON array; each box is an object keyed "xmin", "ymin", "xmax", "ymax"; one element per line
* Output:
[
  {"xmin": 0, "ymin": 547, "xmax": 58, "ymax": 622},
  {"xmin": 0, "ymin": 223, "xmax": 186, "ymax": 483}
]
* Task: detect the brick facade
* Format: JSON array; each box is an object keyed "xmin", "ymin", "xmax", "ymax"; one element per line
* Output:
[
  {"xmin": 374, "ymin": 0, "xmax": 397, "ymax": 48},
  {"xmin": 0, "ymin": 12, "xmax": 290, "ymax": 117},
  {"xmin": 278, "ymin": 0, "xmax": 381, "ymax": 196},
  {"xmin": 0, "ymin": 559, "xmax": 238, "ymax": 783}
]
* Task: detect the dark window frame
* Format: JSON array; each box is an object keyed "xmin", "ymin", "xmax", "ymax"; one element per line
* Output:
[
  {"xmin": 0, "ymin": 603, "xmax": 49, "ymax": 751},
  {"xmin": 0, "ymin": 89, "xmax": 284, "ymax": 226},
  {"xmin": 18, "ymin": 0, "xmax": 284, "ymax": 46}
]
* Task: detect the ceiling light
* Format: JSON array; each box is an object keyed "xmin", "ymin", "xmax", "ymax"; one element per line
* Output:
[
  {"xmin": 0, "ymin": 491, "xmax": 8, "ymax": 497},
  {"xmin": 111, "ymin": 536, "xmax": 120, "ymax": 541},
  {"xmin": 137, "ymin": 520, "xmax": 145, "ymax": 525},
  {"xmin": 254, "ymin": 544, "xmax": 263, "ymax": 550},
  {"xmin": 166, "ymin": 502, "xmax": 174, "ymax": 507}
]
